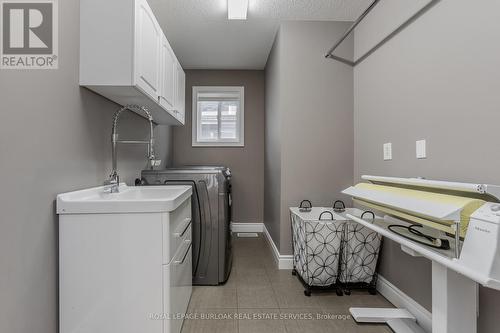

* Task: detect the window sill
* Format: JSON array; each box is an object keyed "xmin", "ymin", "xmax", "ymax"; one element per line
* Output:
[{"xmin": 192, "ymin": 142, "xmax": 245, "ymax": 148}]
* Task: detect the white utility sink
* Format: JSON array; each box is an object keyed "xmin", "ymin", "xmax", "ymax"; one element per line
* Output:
[
  {"xmin": 58, "ymin": 183, "xmax": 193, "ymax": 333},
  {"xmin": 57, "ymin": 184, "xmax": 192, "ymax": 214}
]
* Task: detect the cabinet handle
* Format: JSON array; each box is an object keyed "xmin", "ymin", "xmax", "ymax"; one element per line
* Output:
[
  {"xmin": 173, "ymin": 218, "xmax": 191, "ymax": 238},
  {"xmin": 174, "ymin": 240, "xmax": 192, "ymax": 265}
]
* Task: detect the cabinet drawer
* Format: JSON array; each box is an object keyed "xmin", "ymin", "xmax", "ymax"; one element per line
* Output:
[
  {"xmin": 163, "ymin": 199, "xmax": 191, "ymax": 264},
  {"xmin": 163, "ymin": 238, "xmax": 192, "ymax": 333}
]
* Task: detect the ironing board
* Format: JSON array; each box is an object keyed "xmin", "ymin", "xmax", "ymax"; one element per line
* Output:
[{"xmin": 341, "ymin": 175, "xmax": 500, "ymax": 333}]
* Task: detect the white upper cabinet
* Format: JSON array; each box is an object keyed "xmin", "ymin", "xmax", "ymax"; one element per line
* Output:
[
  {"xmin": 175, "ymin": 62, "xmax": 186, "ymax": 124},
  {"xmin": 80, "ymin": 0, "xmax": 185, "ymax": 126},
  {"xmin": 159, "ymin": 36, "xmax": 176, "ymax": 110},
  {"xmin": 135, "ymin": 0, "xmax": 161, "ymax": 100}
]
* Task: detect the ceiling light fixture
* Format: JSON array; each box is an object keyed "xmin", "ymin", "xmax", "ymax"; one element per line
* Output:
[{"xmin": 228, "ymin": 0, "xmax": 248, "ymax": 20}]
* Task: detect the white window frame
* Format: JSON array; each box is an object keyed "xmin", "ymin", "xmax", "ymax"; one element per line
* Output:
[{"xmin": 192, "ymin": 86, "xmax": 245, "ymax": 147}]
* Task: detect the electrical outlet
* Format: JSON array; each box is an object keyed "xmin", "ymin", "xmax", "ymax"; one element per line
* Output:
[
  {"xmin": 416, "ymin": 140, "xmax": 426, "ymax": 159},
  {"xmin": 383, "ymin": 143, "xmax": 392, "ymax": 161}
]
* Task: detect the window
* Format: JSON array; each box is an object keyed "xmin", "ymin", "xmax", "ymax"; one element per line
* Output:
[{"xmin": 192, "ymin": 86, "xmax": 244, "ymax": 147}]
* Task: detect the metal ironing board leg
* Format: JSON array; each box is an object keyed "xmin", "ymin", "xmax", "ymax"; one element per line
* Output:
[
  {"xmin": 349, "ymin": 307, "xmax": 424, "ymax": 333},
  {"xmin": 350, "ymin": 261, "xmax": 479, "ymax": 333},
  {"xmin": 432, "ymin": 261, "xmax": 478, "ymax": 333},
  {"xmin": 387, "ymin": 319, "xmax": 427, "ymax": 333}
]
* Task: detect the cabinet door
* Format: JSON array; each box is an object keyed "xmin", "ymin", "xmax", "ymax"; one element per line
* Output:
[
  {"xmin": 135, "ymin": 0, "xmax": 161, "ymax": 100},
  {"xmin": 175, "ymin": 62, "xmax": 186, "ymax": 124},
  {"xmin": 159, "ymin": 36, "xmax": 176, "ymax": 110},
  {"xmin": 163, "ymin": 240, "xmax": 192, "ymax": 333}
]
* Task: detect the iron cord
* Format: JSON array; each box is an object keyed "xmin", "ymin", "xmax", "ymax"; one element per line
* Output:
[{"xmin": 387, "ymin": 224, "xmax": 450, "ymax": 250}]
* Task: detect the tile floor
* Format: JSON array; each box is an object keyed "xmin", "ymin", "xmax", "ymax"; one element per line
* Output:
[{"xmin": 182, "ymin": 233, "xmax": 393, "ymax": 333}]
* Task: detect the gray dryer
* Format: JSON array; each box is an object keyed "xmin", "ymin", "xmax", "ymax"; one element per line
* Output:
[{"xmin": 141, "ymin": 166, "xmax": 232, "ymax": 285}]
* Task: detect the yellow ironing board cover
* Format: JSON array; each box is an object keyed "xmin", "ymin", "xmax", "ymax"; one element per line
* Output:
[{"xmin": 353, "ymin": 183, "xmax": 485, "ymax": 237}]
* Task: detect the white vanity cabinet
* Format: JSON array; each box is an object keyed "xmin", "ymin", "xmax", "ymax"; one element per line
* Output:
[
  {"xmin": 80, "ymin": 0, "xmax": 185, "ymax": 125},
  {"xmin": 58, "ymin": 185, "xmax": 193, "ymax": 333}
]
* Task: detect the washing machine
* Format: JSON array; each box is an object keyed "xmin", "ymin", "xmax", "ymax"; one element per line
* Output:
[{"xmin": 140, "ymin": 166, "xmax": 232, "ymax": 285}]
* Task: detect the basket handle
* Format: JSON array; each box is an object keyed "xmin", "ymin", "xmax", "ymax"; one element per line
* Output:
[
  {"xmin": 333, "ymin": 200, "xmax": 346, "ymax": 211},
  {"xmin": 361, "ymin": 211, "xmax": 375, "ymax": 222},
  {"xmin": 319, "ymin": 211, "xmax": 334, "ymax": 220},
  {"xmin": 299, "ymin": 200, "xmax": 312, "ymax": 209}
]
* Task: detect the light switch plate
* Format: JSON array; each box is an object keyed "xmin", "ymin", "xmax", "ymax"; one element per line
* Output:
[
  {"xmin": 416, "ymin": 140, "xmax": 426, "ymax": 159},
  {"xmin": 383, "ymin": 143, "xmax": 392, "ymax": 161}
]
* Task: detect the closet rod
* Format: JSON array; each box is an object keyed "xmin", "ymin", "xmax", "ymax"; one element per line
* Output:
[
  {"xmin": 325, "ymin": 0, "xmax": 441, "ymax": 67},
  {"xmin": 324, "ymin": 0, "xmax": 380, "ymax": 60}
]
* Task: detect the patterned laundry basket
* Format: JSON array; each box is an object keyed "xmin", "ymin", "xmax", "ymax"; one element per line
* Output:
[
  {"xmin": 290, "ymin": 207, "xmax": 345, "ymax": 291},
  {"xmin": 335, "ymin": 210, "xmax": 382, "ymax": 294},
  {"xmin": 290, "ymin": 204, "xmax": 382, "ymax": 296}
]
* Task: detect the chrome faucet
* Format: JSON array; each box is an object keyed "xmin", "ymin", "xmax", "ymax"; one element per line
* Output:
[{"xmin": 104, "ymin": 105, "xmax": 156, "ymax": 193}]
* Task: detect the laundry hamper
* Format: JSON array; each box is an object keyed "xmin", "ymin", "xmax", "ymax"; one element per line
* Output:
[
  {"xmin": 335, "ymin": 209, "xmax": 382, "ymax": 295},
  {"xmin": 290, "ymin": 204, "xmax": 345, "ymax": 296}
]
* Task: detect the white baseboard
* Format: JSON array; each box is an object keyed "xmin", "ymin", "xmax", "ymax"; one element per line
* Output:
[
  {"xmin": 377, "ymin": 275, "xmax": 432, "ymax": 333},
  {"xmin": 230, "ymin": 222, "xmax": 264, "ymax": 233},
  {"xmin": 263, "ymin": 224, "xmax": 293, "ymax": 270}
]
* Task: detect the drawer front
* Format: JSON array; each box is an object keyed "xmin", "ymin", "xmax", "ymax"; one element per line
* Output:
[
  {"xmin": 163, "ymin": 236, "xmax": 193, "ymax": 333},
  {"xmin": 163, "ymin": 199, "xmax": 191, "ymax": 264}
]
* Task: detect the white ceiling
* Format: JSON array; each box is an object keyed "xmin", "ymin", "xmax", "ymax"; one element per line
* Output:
[{"xmin": 148, "ymin": 0, "xmax": 371, "ymax": 70}]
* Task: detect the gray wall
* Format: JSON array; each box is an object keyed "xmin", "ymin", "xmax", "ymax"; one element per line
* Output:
[
  {"xmin": 264, "ymin": 29, "xmax": 283, "ymax": 249},
  {"xmin": 264, "ymin": 21, "xmax": 354, "ymax": 254},
  {"xmin": 172, "ymin": 70, "xmax": 265, "ymax": 224},
  {"xmin": 0, "ymin": 1, "xmax": 172, "ymax": 332},
  {"xmin": 353, "ymin": 0, "xmax": 500, "ymax": 331}
]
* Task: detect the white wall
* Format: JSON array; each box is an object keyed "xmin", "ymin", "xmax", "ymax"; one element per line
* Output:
[{"xmin": 354, "ymin": 0, "xmax": 500, "ymax": 331}]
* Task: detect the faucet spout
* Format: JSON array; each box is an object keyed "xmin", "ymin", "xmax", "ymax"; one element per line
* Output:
[{"xmin": 105, "ymin": 105, "xmax": 156, "ymax": 193}]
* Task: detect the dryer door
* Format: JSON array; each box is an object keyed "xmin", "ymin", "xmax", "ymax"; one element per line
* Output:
[{"xmin": 165, "ymin": 179, "xmax": 219, "ymax": 285}]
